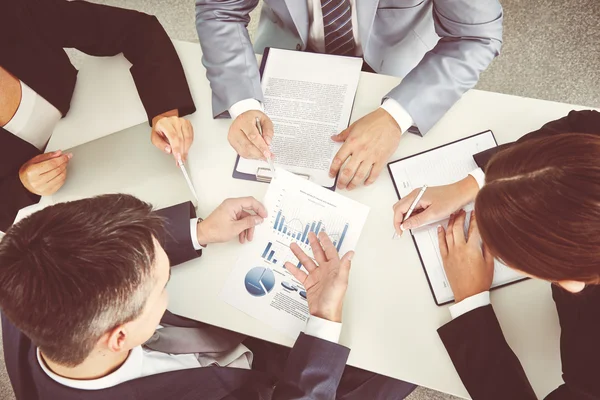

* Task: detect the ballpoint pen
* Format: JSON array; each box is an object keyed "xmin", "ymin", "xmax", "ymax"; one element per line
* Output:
[
  {"xmin": 392, "ymin": 185, "xmax": 428, "ymax": 239},
  {"xmin": 177, "ymin": 155, "xmax": 200, "ymax": 206},
  {"xmin": 256, "ymin": 117, "xmax": 276, "ymax": 174}
]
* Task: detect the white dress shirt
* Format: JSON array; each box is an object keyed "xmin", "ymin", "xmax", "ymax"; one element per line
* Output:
[
  {"xmin": 3, "ymin": 80, "xmax": 62, "ymax": 150},
  {"xmin": 37, "ymin": 316, "xmax": 341, "ymax": 390},
  {"xmin": 229, "ymin": 1, "xmax": 415, "ymax": 134}
]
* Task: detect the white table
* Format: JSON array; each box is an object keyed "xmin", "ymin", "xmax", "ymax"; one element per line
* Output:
[{"xmin": 47, "ymin": 40, "xmax": 595, "ymax": 399}]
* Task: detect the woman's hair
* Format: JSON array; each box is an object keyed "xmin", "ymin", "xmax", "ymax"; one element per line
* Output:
[{"xmin": 475, "ymin": 133, "xmax": 600, "ymax": 284}]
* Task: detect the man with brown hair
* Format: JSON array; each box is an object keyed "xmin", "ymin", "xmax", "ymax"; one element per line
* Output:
[{"xmin": 0, "ymin": 194, "xmax": 414, "ymax": 399}]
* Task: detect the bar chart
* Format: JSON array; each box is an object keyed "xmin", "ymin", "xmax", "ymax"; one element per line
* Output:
[
  {"xmin": 261, "ymin": 241, "xmax": 302, "ymax": 268},
  {"xmin": 272, "ymin": 209, "xmax": 350, "ymax": 252}
]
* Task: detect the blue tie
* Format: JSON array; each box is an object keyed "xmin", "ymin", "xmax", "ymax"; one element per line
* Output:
[{"xmin": 321, "ymin": 0, "xmax": 355, "ymax": 56}]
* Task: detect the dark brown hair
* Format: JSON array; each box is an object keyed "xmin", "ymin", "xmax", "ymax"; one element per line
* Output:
[
  {"xmin": 475, "ymin": 133, "xmax": 600, "ymax": 284},
  {"xmin": 0, "ymin": 194, "xmax": 164, "ymax": 367}
]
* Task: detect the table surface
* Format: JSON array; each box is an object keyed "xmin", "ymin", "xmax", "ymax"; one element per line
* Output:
[{"xmin": 46, "ymin": 40, "xmax": 596, "ymax": 399}]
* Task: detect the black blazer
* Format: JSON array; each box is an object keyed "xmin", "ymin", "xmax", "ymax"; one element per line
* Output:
[
  {"xmin": 0, "ymin": 0, "xmax": 196, "ymax": 232},
  {"xmin": 1, "ymin": 202, "xmax": 351, "ymax": 400},
  {"xmin": 439, "ymin": 109, "xmax": 600, "ymax": 400}
]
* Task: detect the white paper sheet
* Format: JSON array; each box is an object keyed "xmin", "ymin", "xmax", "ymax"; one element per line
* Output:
[
  {"xmin": 389, "ymin": 131, "xmax": 527, "ymax": 305},
  {"xmin": 220, "ymin": 169, "xmax": 370, "ymax": 337},
  {"xmin": 235, "ymin": 49, "xmax": 363, "ymax": 187}
]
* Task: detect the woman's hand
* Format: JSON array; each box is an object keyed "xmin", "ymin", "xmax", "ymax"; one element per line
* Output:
[
  {"xmin": 393, "ymin": 175, "xmax": 479, "ymax": 235},
  {"xmin": 438, "ymin": 210, "xmax": 495, "ymax": 303},
  {"xmin": 151, "ymin": 110, "xmax": 194, "ymax": 164}
]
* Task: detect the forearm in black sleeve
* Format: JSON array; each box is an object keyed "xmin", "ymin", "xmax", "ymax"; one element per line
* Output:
[
  {"xmin": 473, "ymin": 110, "xmax": 600, "ymax": 170},
  {"xmin": 154, "ymin": 202, "xmax": 202, "ymax": 267},
  {"xmin": 0, "ymin": 173, "xmax": 39, "ymax": 232},
  {"xmin": 31, "ymin": 0, "xmax": 196, "ymax": 124},
  {"xmin": 272, "ymin": 333, "xmax": 350, "ymax": 400},
  {"xmin": 438, "ymin": 305, "xmax": 537, "ymax": 400}
]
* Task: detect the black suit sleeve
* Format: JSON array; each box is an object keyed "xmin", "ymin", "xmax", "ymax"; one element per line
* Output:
[
  {"xmin": 438, "ymin": 305, "xmax": 537, "ymax": 400},
  {"xmin": 272, "ymin": 333, "xmax": 350, "ymax": 400},
  {"xmin": 30, "ymin": 0, "xmax": 196, "ymax": 124},
  {"xmin": 154, "ymin": 202, "xmax": 202, "ymax": 267},
  {"xmin": 550, "ymin": 285, "xmax": 600, "ymax": 399},
  {"xmin": 0, "ymin": 129, "xmax": 42, "ymax": 232},
  {"xmin": 473, "ymin": 110, "xmax": 600, "ymax": 169}
]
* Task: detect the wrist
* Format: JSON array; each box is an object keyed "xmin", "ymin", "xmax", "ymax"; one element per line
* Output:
[
  {"xmin": 457, "ymin": 175, "xmax": 480, "ymax": 205},
  {"xmin": 378, "ymin": 107, "xmax": 402, "ymax": 136},
  {"xmin": 151, "ymin": 109, "xmax": 179, "ymax": 128},
  {"xmin": 196, "ymin": 219, "xmax": 210, "ymax": 246},
  {"xmin": 312, "ymin": 306, "xmax": 343, "ymax": 323},
  {"xmin": 454, "ymin": 287, "xmax": 489, "ymax": 303}
]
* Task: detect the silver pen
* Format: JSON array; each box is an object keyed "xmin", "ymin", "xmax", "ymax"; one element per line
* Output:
[
  {"xmin": 177, "ymin": 156, "xmax": 200, "ymax": 206},
  {"xmin": 256, "ymin": 117, "xmax": 276, "ymax": 174}
]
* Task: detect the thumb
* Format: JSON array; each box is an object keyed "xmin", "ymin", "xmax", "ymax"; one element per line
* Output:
[
  {"xmin": 331, "ymin": 129, "xmax": 350, "ymax": 142},
  {"xmin": 234, "ymin": 215, "xmax": 264, "ymax": 233},
  {"xmin": 338, "ymin": 251, "xmax": 354, "ymax": 281}
]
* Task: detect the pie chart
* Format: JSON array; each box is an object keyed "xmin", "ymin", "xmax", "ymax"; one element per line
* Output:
[{"xmin": 244, "ymin": 267, "xmax": 276, "ymax": 297}]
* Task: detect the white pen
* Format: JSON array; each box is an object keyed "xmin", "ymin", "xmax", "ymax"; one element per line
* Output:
[
  {"xmin": 177, "ymin": 157, "xmax": 200, "ymax": 206},
  {"xmin": 392, "ymin": 184, "xmax": 428, "ymax": 239},
  {"xmin": 401, "ymin": 185, "xmax": 428, "ymax": 230},
  {"xmin": 256, "ymin": 117, "xmax": 276, "ymax": 174}
]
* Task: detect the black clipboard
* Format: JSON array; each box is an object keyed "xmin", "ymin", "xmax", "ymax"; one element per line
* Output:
[
  {"xmin": 232, "ymin": 47, "xmax": 361, "ymax": 191},
  {"xmin": 387, "ymin": 130, "xmax": 528, "ymax": 306}
]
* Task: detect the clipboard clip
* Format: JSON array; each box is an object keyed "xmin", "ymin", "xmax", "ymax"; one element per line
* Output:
[{"xmin": 256, "ymin": 167, "xmax": 310, "ymax": 183}]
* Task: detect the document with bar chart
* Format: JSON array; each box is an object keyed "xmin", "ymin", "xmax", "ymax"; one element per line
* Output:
[{"xmin": 220, "ymin": 168, "xmax": 370, "ymax": 337}]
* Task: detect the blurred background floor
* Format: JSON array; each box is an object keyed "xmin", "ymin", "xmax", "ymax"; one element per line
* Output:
[{"xmin": 1, "ymin": 1, "xmax": 598, "ymax": 399}]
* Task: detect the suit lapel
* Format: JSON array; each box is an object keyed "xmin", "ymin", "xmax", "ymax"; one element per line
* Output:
[
  {"xmin": 282, "ymin": 0, "xmax": 309, "ymax": 46},
  {"xmin": 356, "ymin": 0, "xmax": 380, "ymax": 53}
]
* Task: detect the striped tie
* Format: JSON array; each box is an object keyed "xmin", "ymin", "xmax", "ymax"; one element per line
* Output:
[{"xmin": 321, "ymin": 0, "xmax": 355, "ymax": 56}]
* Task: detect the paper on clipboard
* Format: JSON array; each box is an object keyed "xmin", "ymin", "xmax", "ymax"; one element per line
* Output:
[{"xmin": 234, "ymin": 48, "xmax": 363, "ymax": 188}]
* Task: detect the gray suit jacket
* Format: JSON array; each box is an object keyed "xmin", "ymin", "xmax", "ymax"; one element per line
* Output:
[{"xmin": 195, "ymin": 0, "xmax": 503, "ymax": 135}]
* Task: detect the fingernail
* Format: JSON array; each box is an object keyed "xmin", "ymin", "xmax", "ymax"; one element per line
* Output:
[
  {"xmin": 67, "ymin": 153, "xmax": 73, "ymax": 159},
  {"xmin": 348, "ymin": 252, "xmax": 354, "ymax": 261},
  {"xmin": 54, "ymin": 150, "xmax": 62, "ymax": 155},
  {"xmin": 254, "ymin": 216, "xmax": 264, "ymax": 225},
  {"xmin": 165, "ymin": 145, "xmax": 171, "ymax": 154},
  {"xmin": 437, "ymin": 225, "xmax": 442, "ymax": 232},
  {"xmin": 400, "ymin": 224, "xmax": 406, "ymax": 231},
  {"xmin": 176, "ymin": 153, "xmax": 183, "ymax": 164}
]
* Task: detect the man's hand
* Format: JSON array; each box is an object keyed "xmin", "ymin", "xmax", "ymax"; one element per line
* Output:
[
  {"xmin": 284, "ymin": 232, "xmax": 354, "ymax": 323},
  {"xmin": 438, "ymin": 210, "xmax": 494, "ymax": 303},
  {"xmin": 393, "ymin": 176, "xmax": 480, "ymax": 235},
  {"xmin": 197, "ymin": 197, "xmax": 268, "ymax": 245},
  {"xmin": 330, "ymin": 108, "xmax": 401, "ymax": 190},
  {"xmin": 19, "ymin": 150, "xmax": 72, "ymax": 196},
  {"xmin": 151, "ymin": 110, "xmax": 194, "ymax": 164},
  {"xmin": 228, "ymin": 110, "xmax": 274, "ymax": 160}
]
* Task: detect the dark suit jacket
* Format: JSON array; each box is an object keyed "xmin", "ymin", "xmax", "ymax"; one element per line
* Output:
[
  {"xmin": 0, "ymin": 0, "xmax": 196, "ymax": 232},
  {"xmin": 1, "ymin": 202, "xmax": 351, "ymax": 400},
  {"xmin": 439, "ymin": 109, "xmax": 600, "ymax": 400}
]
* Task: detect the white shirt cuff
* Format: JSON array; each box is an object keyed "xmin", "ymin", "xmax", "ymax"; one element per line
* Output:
[
  {"xmin": 304, "ymin": 315, "xmax": 342, "ymax": 344},
  {"xmin": 190, "ymin": 218, "xmax": 203, "ymax": 251},
  {"xmin": 468, "ymin": 168, "xmax": 486, "ymax": 189},
  {"xmin": 228, "ymin": 98, "xmax": 263, "ymax": 120},
  {"xmin": 380, "ymin": 98, "xmax": 414, "ymax": 135},
  {"xmin": 449, "ymin": 291, "xmax": 491, "ymax": 319}
]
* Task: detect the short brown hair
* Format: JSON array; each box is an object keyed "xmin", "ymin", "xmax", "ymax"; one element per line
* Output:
[
  {"xmin": 0, "ymin": 194, "xmax": 164, "ymax": 367},
  {"xmin": 475, "ymin": 133, "xmax": 600, "ymax": 284}
]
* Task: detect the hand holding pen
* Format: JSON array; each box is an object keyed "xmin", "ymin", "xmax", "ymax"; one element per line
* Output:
[
  {"xmin": 392, "ymin": 177, "xmax": 480, "ymax": 236},
  {"xmin": 228, "ymin": 110, "xmax": 275, "ymax": 160}
]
